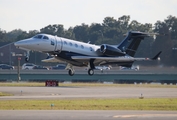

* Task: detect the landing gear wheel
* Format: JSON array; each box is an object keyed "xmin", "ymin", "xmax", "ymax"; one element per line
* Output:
[
  {"xmin": 68, "ymin": 69, "xmax": 74, "ymax": 76},
  {"xmin": 88, "ymin": 69, "xmax": 94, "ymax": 76},
  {"xmin": 25, "ymin": 57, "xmax": 29, "ymax": 62}
]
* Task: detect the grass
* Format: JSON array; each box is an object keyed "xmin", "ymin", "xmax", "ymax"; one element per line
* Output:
[
  {"xmin": 0, "ymin": 82, "xmax": 44, "ymax": 87},
  {"xmin": 0, "ymin": 92, "xmax": 13, "ymax": 96},
  {"xmin": 0, "ymin": 82, "xmax": 177, "ymax": 88},
  {"xmin": 0, "ymin": 98, "xmax": 177, "ymax": 110},
  {"xmin": 0, "ymin": 82, "xmax": 177, "ymax": 110}
]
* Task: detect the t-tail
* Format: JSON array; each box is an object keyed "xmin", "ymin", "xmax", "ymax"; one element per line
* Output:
[{"xmin": 117, "ymin": 31, "xmax": 150, "ymax": 57}]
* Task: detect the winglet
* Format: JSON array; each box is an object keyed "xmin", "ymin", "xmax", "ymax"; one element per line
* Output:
[{"xmin": 151, "ymin": 51, "xmax": 162, "ymax": 60}]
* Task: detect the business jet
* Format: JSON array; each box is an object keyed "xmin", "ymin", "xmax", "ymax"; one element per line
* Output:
[{"xmin": 14, "ymin": 31, "xmax": 161, "ymax": 76}]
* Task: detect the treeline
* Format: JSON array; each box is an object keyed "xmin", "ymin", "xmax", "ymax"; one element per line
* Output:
[{"xmin": 0, "ymin": 15, "xmax": 177, "ymax": 66}]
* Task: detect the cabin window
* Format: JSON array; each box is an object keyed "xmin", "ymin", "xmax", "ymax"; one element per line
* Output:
[
  {"xmin": 75, "ymin": 44, "xmax": 78, "ymax": 48},
  {"xmin": 64, "ymin": 41, "xmax": 67, "ymax": 45},
  {"xmin": 43, "ymin": 36, "xmax": 49, "ymax": 40},
  {"xmin": 69, "ymin": 42, "xmax": 73, "ymax": 46},
  {"xmin": 81, "ymin": 45, "xmax": 84, "ymax": 49},
  {"xmin": 90, "ymin": 47, "xmax": 93, "ymax": 51}
]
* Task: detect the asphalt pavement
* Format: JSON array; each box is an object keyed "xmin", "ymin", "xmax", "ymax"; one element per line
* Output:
[
  {"xmin": 0, "ymin": 86, "xmax": 177, "ymax": 120},
  {"xmin": 0, "ymin": 86, "xmax": 177, "ymax": 100},
  {"xmin": 0, "ymin": 110, "xmax": 177, "ymax": 120}
]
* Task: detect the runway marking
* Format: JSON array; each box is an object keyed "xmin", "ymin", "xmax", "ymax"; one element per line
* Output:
[
  {"xmin": 113, "ymin": 114, "xmax": 177, "ymax": 118},
  {"xmin": 51, "ymin": 93, "xmax": 60, "ymax": 96}
]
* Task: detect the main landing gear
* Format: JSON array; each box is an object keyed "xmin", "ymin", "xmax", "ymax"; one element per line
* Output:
[
  {"xmin": 66, "ymin": 64, "xmax": 75, "ymax": 76},
  {"xmin": 88, "ymin": 69, "xmax": 94, "ymax": 76},
  {"xmin": 68, "ymin": 69, "xmax": 75, "ymax": 76},
  {"xmin": 68, "ymin": 68, "xmax": 94, "ymax": 76},
  {"xmin": 88, "ymin": 59, "xmax": 95, "ymax": 76},
  {"xmin": 66, "ymin": 66, "xmax": 94, "ymax": 76},
  {"xmin": 67, "ymin": 67, "xmax": 94, "ymax": 76},
  {"xmin": 66, "ymin": 59, "xmax": 95, "ymax": 76}
]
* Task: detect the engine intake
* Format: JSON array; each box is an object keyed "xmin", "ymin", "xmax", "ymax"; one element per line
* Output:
[{"xmin": 100, "ymin": 44, "xmax": 125, "ymax": 56}]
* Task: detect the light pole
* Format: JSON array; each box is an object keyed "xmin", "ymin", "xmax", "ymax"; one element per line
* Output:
[
  {"xmin": 9, "ymin": 43, "xmax": 11, "ymax": 65},
  {"xmin": 17, "ymin": 57, "xmax": 21, "ymax": 82}
]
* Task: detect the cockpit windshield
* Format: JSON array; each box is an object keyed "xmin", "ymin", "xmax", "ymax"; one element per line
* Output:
[
  {"xmin": 33, "ymin": 35, "xmax": 43, "ymax": 39},
  {"xmin": 33, "ymin": 35, "xmax": 49, "ymax": 40},
  {"xmin": 43, "ymin": 36, "xmax": 49, "ymax": 40}
]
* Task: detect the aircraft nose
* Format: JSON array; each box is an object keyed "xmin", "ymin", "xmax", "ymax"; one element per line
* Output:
[{"xmin": 14, "ymin": 39, "xmax": 30, "ymax": 48}]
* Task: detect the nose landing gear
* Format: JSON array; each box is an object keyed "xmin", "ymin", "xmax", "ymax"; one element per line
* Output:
[
  {"xmin": 25, "ymin": 51, "xmax": 30, "ymax": 62},
  {"xmin": 25, "ymin": 57, "xmax": 29, "ymax": 62}
]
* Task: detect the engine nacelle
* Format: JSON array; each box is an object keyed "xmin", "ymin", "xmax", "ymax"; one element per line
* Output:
[{"xmin": 100, "ymin": 44, "xmax": 125, "ymax": 56}]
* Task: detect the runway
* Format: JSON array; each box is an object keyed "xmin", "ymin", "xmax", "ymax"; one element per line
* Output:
[
  {"xmin": 0, "ymin": 86, "xmax": 177, "ymax": 100},
  {"xmin": 0, "ymin": 86, "xmax": 177, "ymax": 120},
  {"xmin": 0, "ymin": 110, "xmax": 177, "ymax": 120}
]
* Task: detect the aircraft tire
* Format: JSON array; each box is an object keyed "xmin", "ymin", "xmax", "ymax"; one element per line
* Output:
[
  {"xmin": 68, "ymin": 69, "xmax": 74, "ymax": 76},
  {"xmin": 25, "ymin": 57, "xmax": 29, "ymax": 62},
  {"xmin": 88, "ymin": 69, "xmax": 94, "ymax": 76}
]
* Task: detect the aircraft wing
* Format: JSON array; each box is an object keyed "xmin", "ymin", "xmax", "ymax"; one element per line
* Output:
[
  {"xmin": 42, "ymin": 51, "xmax": 161, "ymax": 66},
  {"xmin": 42, "ymin": 56, "xmax": 147, "ymax": 63},
  {"xmin": 72, "ymin": 56, "xmax": 149, "ymax": 61},
  {"xmin": 71, "ymin": 51, "xmax": 162, "ymax": 65}
]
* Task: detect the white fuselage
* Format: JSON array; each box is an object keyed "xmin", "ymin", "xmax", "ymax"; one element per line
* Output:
[{"xmin": 15, "ymin": 34, "xmax": 100, "ymax": 57}]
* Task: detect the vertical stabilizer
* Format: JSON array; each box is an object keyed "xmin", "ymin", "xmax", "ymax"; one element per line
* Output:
[{"xmin": 118, "ymin": 31, "xmax": 149, "ymax": 57}]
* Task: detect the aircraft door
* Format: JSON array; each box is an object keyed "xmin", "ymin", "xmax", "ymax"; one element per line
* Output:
[
  {"xmin": 47, "ymin": 36, "xmax": 56, "ymax": 52},
  {"xmin": 54, "ymin": 36, "xmax": 62, "ymax": 53}
]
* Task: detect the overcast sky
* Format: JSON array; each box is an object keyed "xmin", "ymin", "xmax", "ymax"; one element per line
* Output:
[{"xmin": 0, "ymin": 0, "xmax": 176, "ymax": 32}]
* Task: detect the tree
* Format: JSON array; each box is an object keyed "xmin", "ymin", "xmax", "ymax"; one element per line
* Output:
[
  {"xmin": 117, "ymin": 15, "xmax": 130, "ymax": 32},
  {"xmin": 0, "ymin": 28, "xmax": 6, "ymax": 42},
  {"xmin": 16, "ymin": 31, "xmax": 29, "ymax": 40},
  {"xmin": 40, "ymin": 24, "xmax": 65, "ymax": 37},
  {"xmin": 1, "ymin": 15, "xmax": 177, "ymax": 66},
  {"xmin": 7, "ymin": 29, "xmax": 26, "ymax": 42},
  {"xmin": 152, "ymin": 15, "xmax": 177, "ymax": 66},
  {"xmin": 28, "ymin": 30, "xmax": 39, "ymax": 38},
  {"xmin": 73, "ymin": 23, "xmax": 89, "ymax": 42},
  {"xmin": 165, "ymin": 15, "xmax": 177, "ymax": 40},
  {"xmin": 102, "ymin": 17, "xmax": 117, "ymax": 28},
  {"xmin": 63, "ymin": 27, "xmax": 74, "ymax": 39}
]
